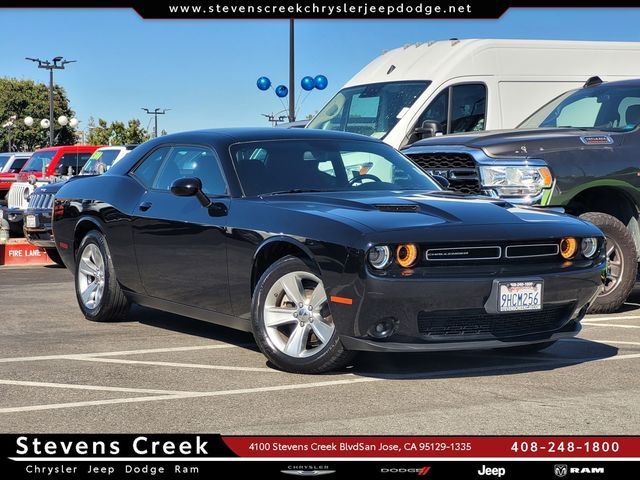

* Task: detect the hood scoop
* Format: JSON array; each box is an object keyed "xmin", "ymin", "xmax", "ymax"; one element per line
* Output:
[{"xmin": 374, "ymin": 204, "xmax": 420, "ymax": 213}]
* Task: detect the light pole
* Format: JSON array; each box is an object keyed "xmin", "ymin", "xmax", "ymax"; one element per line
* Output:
[
  {"xmin": 289, "ymin": 19, "xmax": 295, "ymax": 122},
  {"xmin": 26, "ymin": 56, "xmax": 76, "ymax": 147},
  {"xmin": 142, "ymin": 108, "xmax": 170, "ymax": 138},
  {"xmin": 1, "ymin": 115, "xmax": 17, "ymax": 152}
]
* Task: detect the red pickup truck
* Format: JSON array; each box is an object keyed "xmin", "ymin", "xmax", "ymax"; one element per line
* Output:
[{"xmin": 16, "ymin": 145, "xmax": 102, "ymax": 183}]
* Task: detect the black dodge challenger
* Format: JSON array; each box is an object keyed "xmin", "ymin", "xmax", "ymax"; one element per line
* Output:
[{"xmin": 52, "ymin": 128, "xmax": 605, "ymax": 373}]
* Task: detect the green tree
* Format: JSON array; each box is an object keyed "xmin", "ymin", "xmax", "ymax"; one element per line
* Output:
[
  {"xmin": 125, "ymin": 119, "xmax": 150, "ymax": 144},
  {"xmin": 86, "ymin": 117, "xmax": 149, "ymax": 145},
  {"xmin": 87, "ymin": 117, "xmax": 112, "ymax": 145},
  {"xmin": 0, "ymin": 77, "xmax": 77, "ymax": 151}
]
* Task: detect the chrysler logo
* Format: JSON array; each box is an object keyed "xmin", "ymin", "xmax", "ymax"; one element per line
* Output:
[{"xmin": 281, "ymin": 470, "xmax": 336, "ymax": 476}]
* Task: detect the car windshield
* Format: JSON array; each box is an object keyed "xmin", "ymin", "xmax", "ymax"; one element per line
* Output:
[
  {"xmin": 231, "ymin": 138, "xmax": 440, "ymax": 197},
  {"xmin": 307, "ymin": 81, "xmax": 430, "ymax": 139},
  {"xmin": 519, "ymin": 84, "xmax": 640, "ymax": 131},
  {"xmin": 22, "ymin": 150, "xmax": 56, "ymax": 172},
  {"xmin": 0, "ymin": 154, "xmax": 10, "ymax": 170},
  {"xmin": 81, "ymin": 149, "xmax": 121, "ymax": 175}
]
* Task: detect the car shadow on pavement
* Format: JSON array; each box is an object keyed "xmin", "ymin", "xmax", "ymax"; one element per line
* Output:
[
  {"xmin": 346, "ymin": 338, "xmax": 619, "ymax": 380},
  {"xmin": 128, "ymin": 304, "xmax": 259, "ymax": 350}
]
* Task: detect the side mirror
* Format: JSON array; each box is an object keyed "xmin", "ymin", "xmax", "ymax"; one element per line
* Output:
[
  {"xmin": 170, "ymin": 177, "xmax": 211, "ymax": 207},
  {"xmin": 414, "ymin": 120, "xmax": 444, "ymax": 140},
  {"xmin": 432, "ymin": 175, "xmax": 450, "ymax": 189}
]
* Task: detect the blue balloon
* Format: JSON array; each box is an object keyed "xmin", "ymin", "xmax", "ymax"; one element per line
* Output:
[
  {"xmin": 314, "ymin": 75, "xmax": 328, "ymax": 90},
  {"xmin": 301, "ymin": 76, "xmax": 315, "ymax": 91},
  {"xmin": 275, "ymin": 85, "xmax": 288, "ymax": 98},
  {"xmin": 256, "ymin": 76, "xmax": 271, "ymax": 91}
]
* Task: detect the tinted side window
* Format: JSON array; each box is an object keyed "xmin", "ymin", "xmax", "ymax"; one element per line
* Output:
[
  {"xmin": 55, "ymin": 153, "xmax": 93, "ymax": 174},
  {"xmin": 132, "ymin": 146, "xmax": 172, "ymax": 187},
  {"xmin": 413, "ymin": 83, "xmax": 486, "ymax": 137},
  {"xmin": 9, "ymin": 158, "xmax": 28, "ymax": 173},
  {"xmin": 153, "ymin": 146, "xmax": 226, "ymax": 195},
  {"xmin": 450, "ymin": 84, "xmax": 486, "ymax": 133}
]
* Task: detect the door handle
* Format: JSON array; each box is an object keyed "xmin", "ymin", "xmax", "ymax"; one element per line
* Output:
[{"xmin": 138, "ymin": 201, "xmax": 152, "ymax": 212}]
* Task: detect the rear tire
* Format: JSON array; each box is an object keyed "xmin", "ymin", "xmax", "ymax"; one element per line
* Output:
[
  {"xmin": 45, "ymin": 248, "xmax": 65, "ymax": 267},
  {"xmin": 580, "ymin": 212, "xmax": 637, "ymax": 314},
  {"xmin": 75, "ymin": 230, "xmax": 130, "ymax": 322},
  {"xmin": 251, "ymin": 255, "xmax": 355, "ymax": 373}
]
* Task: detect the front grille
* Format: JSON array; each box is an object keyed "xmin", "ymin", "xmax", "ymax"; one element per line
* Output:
[
  {"xmin": 406, "ymin": 152, "xmax": 481, "ymax": 195},
  {"xmin": 7, "ymin": 184, "xmax": 31, "ymax": 209},
  {"xmin": 417, "ymin": 303, "xmax": 573, "ymax": 340},
  {"xmin": 28, "ymin": 192, "xmax": 54, "ymax": 210},
  {"xmin": 426, "ymin": 246, "xmax": 501, "ymax": 261}
]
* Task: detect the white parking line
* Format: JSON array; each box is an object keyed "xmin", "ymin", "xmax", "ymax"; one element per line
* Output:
[
  {"xmin": 583, "ymin": 315, "xmax": 640, "ymax": 322},
  {"xmin": 4, "ymin": 347, "xmax": 640, "ymax": 415},
  {"xmin": 75, "ymin": 356, "xmax": 278, "ymax": 373},
  {"xmin": 0, "ymin": 379, "xmax": 196, "ymax": 395},
  {"xmin": 581, "ymin": 323, "xmax": 640, "ymax": 329},
  {"xmin": 594, "ymin": 340, "xmax": 640, "ymax": 346},
  {"xmin": 0, "ymin": 377, "xmax": 378, "ymax": 414},
  {"xmin": 0, "ymin": 344, "xmax": 245, "ymax": 363}
]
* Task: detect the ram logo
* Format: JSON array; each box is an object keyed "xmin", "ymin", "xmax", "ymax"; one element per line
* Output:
[{"xmin": 554, "ymin": 465, "xmax": 568, "ymax": 477}]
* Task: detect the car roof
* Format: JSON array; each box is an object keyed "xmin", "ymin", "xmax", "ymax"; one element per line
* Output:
[
  {"xmin": 587, "ymin": 78, "xmax": 640, "ymax": 88},
  {"xmin": 158, "ymin": 127, "xmax": 381, "ymax": 145},
  {"xmin": 32, "ymin": 145, "xmax": 101, "ymax": 153}
]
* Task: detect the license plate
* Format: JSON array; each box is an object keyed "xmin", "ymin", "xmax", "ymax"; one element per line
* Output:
[
  {"xmin": 26, "ymin": 215, "xmax": 36, "ymax": 228},
  {"xmin": 498, "ymin": 281, "xmax": 543, "ymax": 312}
]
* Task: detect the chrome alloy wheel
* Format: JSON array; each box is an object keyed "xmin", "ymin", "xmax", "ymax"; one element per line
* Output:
[
  {"xmin": 263, "ymin": 271, "xmax": 335, "ymax": 358},
  {"xmin": 602, "ymin": 236, "xmax": 624, "ymax": 296},
  {"xmin": 77, "ymin": 243, "xmax": 106, "ymax": 309}
]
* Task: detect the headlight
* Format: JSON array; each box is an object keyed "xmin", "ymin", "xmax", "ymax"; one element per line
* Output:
[
  {"xmin": 23, "ymin": 189, "xmax": 31, "ymax": 200},
  {"xmin": 560, "ymin": 237, "xmax": 578, "ymax": 259},
  {"xmin": 479, "ymin": 165, "xmax": 552, "ymax": 197},
  {"xmin": 581, "ymin": 237, "xmax": 599, "ymax": 259},
  {"xmin": 368, "ymin": 245, "xmax": 392, "ymax": 269}
]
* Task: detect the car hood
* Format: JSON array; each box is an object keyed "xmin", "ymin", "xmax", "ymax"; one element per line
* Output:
[
  {"xmin": 262, "ymin": 190, "xmax": 601, "ymax": 238},
  {"xmin": 405, "ymin": 128, "xmax": 624, "ymax": 157}
]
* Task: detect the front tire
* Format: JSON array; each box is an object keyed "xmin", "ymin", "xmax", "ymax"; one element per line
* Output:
[
  {"xmin": 580, "ymin": 212, "xmax": 637, "ymax": 314},
  {"xmin": 251, "ymin": 255, "xmax": 355, "ymax": 373},
  {"xmin": 75, "ymin": 230, "xmax": 130, "ymax": 322}
]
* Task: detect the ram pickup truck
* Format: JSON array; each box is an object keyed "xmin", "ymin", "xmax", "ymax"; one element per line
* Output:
[{"xmin": 403, "ymin": 77, "xmax": 640, "ymax": 313}]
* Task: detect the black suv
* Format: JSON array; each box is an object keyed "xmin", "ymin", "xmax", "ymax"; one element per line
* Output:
[{"xmin": 403, "ymin": 77, "xmax": 640, "ymax": 313}]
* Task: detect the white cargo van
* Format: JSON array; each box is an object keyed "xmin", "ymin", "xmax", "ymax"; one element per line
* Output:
[{"xmin": 307, "ymin": 39, "xmax": 640, "ymax": 148}]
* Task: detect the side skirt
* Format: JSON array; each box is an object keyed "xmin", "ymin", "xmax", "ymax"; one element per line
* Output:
[{"xmin": 126, "ymin": 292, "xmax": 253, "ymax": 333}]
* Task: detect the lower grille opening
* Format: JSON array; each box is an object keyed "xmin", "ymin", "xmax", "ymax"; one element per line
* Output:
[{"xmin": 417, "ymin": 303, "xmax": 574, "ymax": 340}]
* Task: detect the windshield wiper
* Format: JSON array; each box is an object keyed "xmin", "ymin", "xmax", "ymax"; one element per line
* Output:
[{"xmin": 263, "ymin": 189, "xmax": 334, "ymax": 196}]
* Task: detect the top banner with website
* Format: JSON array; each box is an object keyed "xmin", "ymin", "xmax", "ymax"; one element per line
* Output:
[{"xmin": 2, "ymin": 1, "xmax": 637, "ymax": 19}]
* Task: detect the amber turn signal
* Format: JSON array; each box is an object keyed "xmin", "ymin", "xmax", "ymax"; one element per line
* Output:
[
  {"xmin": 560, "ymin": 237, "xmax": 578, "ymax": 259},
  {"xmin": 396, "ymin": 243, "xmax": 419, "ymax": 268}
]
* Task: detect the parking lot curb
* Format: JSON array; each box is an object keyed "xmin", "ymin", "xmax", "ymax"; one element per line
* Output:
[{"xmin": 0, "ymin": 239, "xmax": 54, "ymax": 266}]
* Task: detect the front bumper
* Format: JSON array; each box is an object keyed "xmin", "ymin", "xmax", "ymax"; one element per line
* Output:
[
  {"xmin": 23, "ymin": 208, "xmax": 54, "ymax": 248},
  {"xmin": 332, "ymin": 262, "xmax": 604, "ymax": 352}
]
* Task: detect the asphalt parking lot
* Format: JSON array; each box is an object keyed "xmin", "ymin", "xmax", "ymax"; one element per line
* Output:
[{"xmin": 1, "ymin": 265, "xmax": 639, "ymax": 435}]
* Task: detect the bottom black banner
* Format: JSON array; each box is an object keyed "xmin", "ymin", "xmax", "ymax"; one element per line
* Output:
[{"xmin": 1, "ymin": 459, "xmax": 636, "ymax": 479}]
